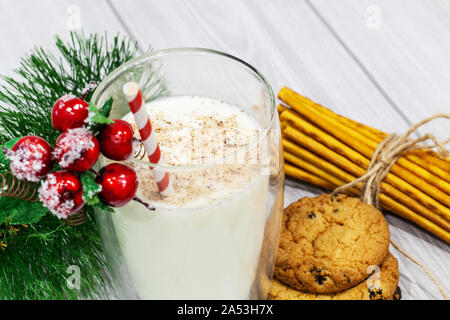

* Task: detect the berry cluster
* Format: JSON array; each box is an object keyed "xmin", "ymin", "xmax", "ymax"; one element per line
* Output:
[{"xmin": 5, "ymin": 94, "xmax": 140, "ymax": 220}]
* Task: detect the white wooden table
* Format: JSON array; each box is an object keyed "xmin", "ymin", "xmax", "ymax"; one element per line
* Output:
[{"xmin": 0, "ymin": 0, "xmax": 448, "ymax": 300}]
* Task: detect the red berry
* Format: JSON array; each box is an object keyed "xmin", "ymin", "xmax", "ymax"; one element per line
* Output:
[
  {"xmin": 96, "ymin": 163, "xmax": 138, "ymax": 207},
  {"xmin": 53, "ymin": 127, "xmax": 99, "ymax": 172},
  {"xmin": 52, "ymin": 94, "xmax": 89, "ymax": 131},
  {"xmin": 38, "ymin": 170, "xmax": 85, "ymax": 219},
  {"xmin": 5, "ymin": 136, "xmax": 54, "ymax": 181},
  {"xmin": 98, "ymin": 119, "xmax": 134, "ymax": 161}
]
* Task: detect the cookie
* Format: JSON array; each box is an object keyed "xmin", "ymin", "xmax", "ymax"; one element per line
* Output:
[
  {"xmin": 274, "ymin": 194, "xmax": 390, "ymax": 293},
  {"xmin": 270, "ymin": 252, "xmax": 399, "ymax": 300}
]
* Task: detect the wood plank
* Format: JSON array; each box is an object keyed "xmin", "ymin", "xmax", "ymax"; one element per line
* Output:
[
  {"xmin": 0, "ymin": 0, "xmax": 126, "ymax": 75},
  {"xmin": 108, "ymin": 0, "xmax": 410, "ymax": 133},
  {"xmin": 0, "ymin": 0, "xmax": 127, "ymax": 299},
  {"xmin": 2, "ymin": 0, "xmax": 448, "ymax": 300},
  {"xmin": 310, "ymin": 0, "xmax": 450, "ymax": 139},
  {"xmin": 305, "ymin": 0, "xmax": 450, "ymax": 299},
  {"xmin": 110, "ymin": 0, "xmax": 449, "ymax": 299}
]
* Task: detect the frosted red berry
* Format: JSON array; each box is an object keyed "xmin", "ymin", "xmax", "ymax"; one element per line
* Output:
[
  {"xmin": 38, "ymin": 170, "xmax": 85, "ymax": 219},
  {"xmin": 96, "ymin": 163, "xmax": 138, "ymax": 207},
  {"xmin": 6, "ymin": 136, "xmax": 54, "ymax": 182},
  {"xmin": 51, "ymin": 94, "xmax": 89, "ymax": 131},
  {"xmin": 98, "ymin": 119, "xmax": 134, "ymax": 161},
  {"xmin": 53, "ymin": 127, "xmax": 100, "ymax": 172}
]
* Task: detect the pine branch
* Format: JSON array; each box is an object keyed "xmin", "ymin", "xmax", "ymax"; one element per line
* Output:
[
  {"xmin": 0, "ymin": 215, "xmax": 104, "ymax": 299},
  {"xmin": 0, "ymin": 31, "xmax": 166, "ymax": 299}
]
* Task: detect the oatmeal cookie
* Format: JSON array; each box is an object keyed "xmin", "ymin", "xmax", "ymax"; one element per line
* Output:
[
  {"xmin": 270, "ymin": 252, "xmax": 399, "ymax": 300},
  {"xmin": 274, "ymin": 194, "xmax": 390, "ymax": 293}
]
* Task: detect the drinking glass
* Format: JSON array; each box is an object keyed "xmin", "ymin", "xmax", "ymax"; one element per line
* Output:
[{"xmin": 92, "ymin": 48, "xmax": 284, "ymax": 299}]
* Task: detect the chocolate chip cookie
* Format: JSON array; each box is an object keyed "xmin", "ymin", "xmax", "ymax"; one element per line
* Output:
[
  {"xmin": 270, "ymin": 252, "xmax": 400, "ymax": 300},
  {"xmin": 274, "ymin": 194, "xmax": 390, "ymax": 293}
]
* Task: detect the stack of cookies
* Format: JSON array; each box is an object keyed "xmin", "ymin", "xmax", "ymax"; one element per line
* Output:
[{"xmin": 269, "ymin": 194, "xmax": 401, "ymax": 300}]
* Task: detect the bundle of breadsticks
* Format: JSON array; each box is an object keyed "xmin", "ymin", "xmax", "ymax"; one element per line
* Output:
[{"xmin": 279, "ymin": 87, "xmax": 450, "ymax": 243}]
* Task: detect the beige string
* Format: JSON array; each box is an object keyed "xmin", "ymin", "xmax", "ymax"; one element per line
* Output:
[{"xmin": 331, "ymin": 114, "xmax": 450, "ymax": 300}]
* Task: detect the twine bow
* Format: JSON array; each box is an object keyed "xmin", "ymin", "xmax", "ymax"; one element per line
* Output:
[{"xmin": 331, "ymin": 114, "xmax": 450, "ymax": 300}]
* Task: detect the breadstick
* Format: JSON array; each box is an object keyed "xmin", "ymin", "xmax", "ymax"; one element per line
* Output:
[
  {"xmin": 284, "ymin": 151, "xmax": 359, "ymax": 197},
  {"xmin": 283, "ymin": 137, "xmax": 450, "ymax": 232},
  {"xmin": 283, "ymin": 139, "xmax": 357, "ymax": 183},
  {"xmin": 379, "ymin": 194, "xmax": 450, "ymax": 243},
  {"xmin": 281, "ymin": 111, "xmax": 450, "ymax": 215},
  {"xmin": 282, "ymin": 125, "xmax": 450, "ymax": 224},
  {"xmin": 279, "ymin": 87, "xmax": 387, "ymax": 141},
  {"xmin": 284, "ymin": 163, "xmax": 335, "ymax": 190},
  {"xmin": 405, "ymin": 152, "xmax": 450, "ymax": 184},
  {"xmin": 281, "ymin": 106, "xmax": 450, "ymax": 202},
  {"xmin": 277, "ymin": 104, "xmax": 291, "ymax": 114},
  {"xmin": 279, "ymin": 87, "xmax": 450, "ymax": 190},
  {"xmin": 411, "ymin": 149, "xmax": 450, "ymax": 170},
  {"xmin": 282, "ymin": 123, "xmax": 365, "ymax": 177}
]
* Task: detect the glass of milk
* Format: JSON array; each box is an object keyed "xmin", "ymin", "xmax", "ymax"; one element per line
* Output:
[{"xmin": 91, "ymin": 48, "xmax": 284, "ymax": 299}]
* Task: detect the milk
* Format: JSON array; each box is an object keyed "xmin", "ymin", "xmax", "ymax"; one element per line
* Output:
[{"xmin": 110, "ymin": 96, "xmax": 269, "ymax": 299}]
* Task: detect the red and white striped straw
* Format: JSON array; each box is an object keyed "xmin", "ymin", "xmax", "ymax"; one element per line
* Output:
[{"xmin": 123, "ymin": 82, "xmax": 173, "ymax": 196}]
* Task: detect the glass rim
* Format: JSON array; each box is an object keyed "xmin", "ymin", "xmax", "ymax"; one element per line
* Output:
[{"xmin": 91, "ymin": 47, "xmax": 276, "ymax": 171}]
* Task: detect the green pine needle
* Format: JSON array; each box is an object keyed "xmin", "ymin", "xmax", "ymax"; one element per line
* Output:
[
  {"xmin": 0, "ymin": 215, "xmax": 104, "ymax": 299},
  {"xmin": 0, "ymin": 32, "xmax": 139, "ymax": 145},
  {"xmin": 0, "ymin": 31, "xmax": 166, "ymax": 299}
]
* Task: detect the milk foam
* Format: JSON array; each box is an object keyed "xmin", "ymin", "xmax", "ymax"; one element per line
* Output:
[
  {"xmin": 122, "ymin": 95, "xmax": 261, "ymax": 166},
  {"xmin": 120, "ymin": 96, "xmax": 266, "ymax": 209}
]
